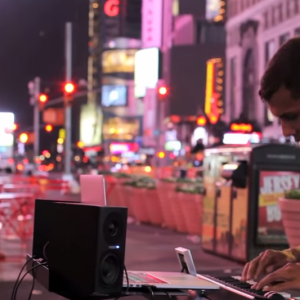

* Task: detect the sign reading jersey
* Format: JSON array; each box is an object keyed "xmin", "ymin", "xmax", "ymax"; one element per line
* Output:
[{"xmin": 142, "ymin": 0, "xmax": 163, "ymax": 48}]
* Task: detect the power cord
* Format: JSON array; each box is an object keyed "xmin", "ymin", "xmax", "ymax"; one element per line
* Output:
[
  {"xmin": 143, "ymin": 285, "xmax": 154, "ymax": 300},
  {"xmin": 10, "ymin": 256, "xmax": 34, "ymax": 300},
  {"xmin": 199, "ymin": 291, "xmax": 213, "ymax": 300},
  {"xmin": 42, "ymin": 241, "xmax": 49, "ymax": 261},
  {"xmin": 12, "ymin": 262, "xmax": 47, "ymax": 300},
  {"xmin": 27, "ymin": 260, "xmax": 35, "ymax": 300},
  {"xmin": 114, "ymin": 265, "xmax": 129, "ymax": 300}
]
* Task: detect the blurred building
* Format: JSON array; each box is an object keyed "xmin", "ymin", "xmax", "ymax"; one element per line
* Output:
[
  {"xmin": 140, "ymin": 0, "xmax": 227, "ymax": 154},
  {"xmin": 84, "ymin": 0, "xmax": 143, "ymax": 157},
  {"xmin": 225, "ymin": 0, "xmax": 300, "ymax": 139}
]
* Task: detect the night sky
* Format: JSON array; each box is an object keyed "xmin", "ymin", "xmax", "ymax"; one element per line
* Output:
[{"xmin": 0, "ymin": 0, "xmax": 89, "ymax": 129}]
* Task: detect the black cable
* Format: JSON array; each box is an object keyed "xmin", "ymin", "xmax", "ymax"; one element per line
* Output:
[
  {"xmin": 13, "ymin": 263, "xmax": 47, "ymax": 300},
  {"xmin": 200, "ymin": 291, "xmax": 213, "ymax": 300},
  {"xmin": 143, "ymin": 285, "xmax": 154, "ymax": 300},
  {"xmin": 114, "ymin": 265, "xmax": 129, "ymax": 300},
  {"xmin": 124, "ymin": 265, "xmax": 129, "ymax": 292},
  {"xmin": 10, "ymin": 257, "xmax": 34, "ymax": 300},
  {"xmin": 156, "ymin": 288, "xmax": 172, "ymax": 300},
  {"xmin": 42, "ymin": 241, "xmax": 49, "ymax": 261},
  {"xmin": 27, "ymin": 261, "xmax": 36, "ymax": 300}
]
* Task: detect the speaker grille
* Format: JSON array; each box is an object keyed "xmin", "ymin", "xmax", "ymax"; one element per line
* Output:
[{"xmin": 99, "ymin": 253, "xmax": 120, "ymax": 286}]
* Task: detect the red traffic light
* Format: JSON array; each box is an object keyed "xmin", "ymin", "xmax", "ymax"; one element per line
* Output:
[
  {"xmin": 64, "ymin": 82, "xmax": 75, "ymax": 94},
  {"xmin": 39, "ymin": 94, "xmax": 48, "ymax": 103},
  {"xmin": 45, "ymin": 124, "xmax": 53, "ymax": 132},
  {"xmin": 196, "ymin": 116, "xmax": 207, "ymax": 126},
  {"xmin": 158, "ymin": 86, "xmax": 168, "ymax": 95},
  {"xmin": 19, "ymin": 133, "xmax": 29, "ymax": 143}
]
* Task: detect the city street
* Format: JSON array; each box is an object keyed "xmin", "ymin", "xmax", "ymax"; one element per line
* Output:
[{"xmin": 0, "ymin": 192, "xmax": 241, "ymax": 300}]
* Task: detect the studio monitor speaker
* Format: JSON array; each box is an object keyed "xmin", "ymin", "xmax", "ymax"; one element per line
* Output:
[{"xmin": 48, "ymin": 202, "xmax": 127, "ymax": 298}]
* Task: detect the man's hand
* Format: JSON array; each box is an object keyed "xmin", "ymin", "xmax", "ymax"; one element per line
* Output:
[
  {"xmin": 241, "ymin": 249, "xmax": 296, "ymax": 281},
  {"xmin": 253, "ymin": 263, "xmax": 300, "ymax": 291}
]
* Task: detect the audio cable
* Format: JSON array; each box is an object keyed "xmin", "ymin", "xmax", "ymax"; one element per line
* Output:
[
  {"xmin": 10, "ymin": 257, "xmax": 34, "ymax": 300},
  {"xmin": 13, "ymin": 262, "xmax": 47, "ymax": 300}
]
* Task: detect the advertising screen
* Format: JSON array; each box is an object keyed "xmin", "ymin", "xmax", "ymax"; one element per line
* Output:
[
  {"xmin": 0, "ymin": 112, "xmax": 14, "ymax": 158},
  {"xmin": 102, "ymin": 49, "xmax": 137, "ymax": 74},
  {"xmin": 206, "ymin": 0, "xmax": 226, "ymax": 22},
  {"xmin": 101, "ymin": 85, "xmax": 127, "ymax": 107},
  {"xmin": 257, "ymin": 170, "xmax": 300, "ymax": 245},
  {"xmin": 134, "ymin": 48, "xmax": 159, "ymax": 98},
  {"xmin": 109, "ymin": 142, "xmax": 139, "ymax": 155},
  {"xmin": 80, "ymin": 105, "xmax": 102, "ymax": 147}
]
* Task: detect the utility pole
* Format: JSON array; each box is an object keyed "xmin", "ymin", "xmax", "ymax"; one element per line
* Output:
[
  {"xmin": 64, "ymin": 22, "xmax": 72, "ymax": 175},
  {"xmin": 28, "ymin": 77, "xmax": 41, "ymax": 169}
]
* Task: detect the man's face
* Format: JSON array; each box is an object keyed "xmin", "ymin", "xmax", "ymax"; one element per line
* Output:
[{"xmin": 268, "ymin": 87, "xmax": 300, "ymax": 141}]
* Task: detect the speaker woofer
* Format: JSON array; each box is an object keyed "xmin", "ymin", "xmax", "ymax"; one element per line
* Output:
[
  {"xmin": 99, "ymin": 253, "xmax": 120, "ymax": 286},
  {"xmin": 103, "ymin": 212, "xmax": 124, "ymax": 244}
]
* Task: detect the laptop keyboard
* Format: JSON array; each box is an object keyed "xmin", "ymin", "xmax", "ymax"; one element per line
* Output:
[{"xmin": 124, "ymin": 272, "xmax": 167, "ymax": 284}]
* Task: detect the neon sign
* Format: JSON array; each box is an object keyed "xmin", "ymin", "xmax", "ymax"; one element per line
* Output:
[
  {"xmin": 204, "ymin": 58, "xmax": 224, "ymax": 124},
  {"xmin": 230, "ymin": 123, "xmax": 253, "ymax": 132},
  {"xmin": 109, "ymin": 142, "xmax": 139, "ymax": 154},
  {"xmin": 104, "ymin": 0, "xmax": 120, "ymax": 17}
]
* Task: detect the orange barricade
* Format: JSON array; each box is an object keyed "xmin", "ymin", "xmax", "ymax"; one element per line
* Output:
[
  {"xmin": 187, "ymin": 168, "xmax": 198, "ymax": 179},
  {"xmin": 38, "ymin": 178, "xmax": 70, "ymax": 194},
  {"xmin": 7, "ymin": 176, "xmax": 70, "ymax": 194}
]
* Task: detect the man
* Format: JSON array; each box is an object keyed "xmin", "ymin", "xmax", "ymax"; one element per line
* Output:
[
  {"xmin": 189, "ymin": 37, "xmax": 300, "ymax": 298},
  {"xmin": 232, "ymin": 37, "xmax": 300, "ymax": 291}
]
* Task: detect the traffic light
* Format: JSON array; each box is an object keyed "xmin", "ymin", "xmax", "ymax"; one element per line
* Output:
[
  {"xmin": 77, "ymin": 141, "xmax": 84, "ymax": 148},
  {"xmin": 64, "ymin": 82, "xmax": 75, "ymax": 106},
  {"xmin": 196, "ymin": 116, "xmax": 207, "ymax": 126},
  {"xmin": 157, "ymin": 151, "xmax": 165, "ymax": 159},
  {"xmin": 38, "ymin": 93, "xmax": 48, "ymax": 110},
  {"xmin": 45, "ymin": 124, "xmax": 53, "ymax": 132},
  {"xmin": 19, "ymin": 133, "xmax": 28, "ymax": 144},
  {"xmin": 158, "ymin": 86, "xmax": 168, "ymax": 101}
]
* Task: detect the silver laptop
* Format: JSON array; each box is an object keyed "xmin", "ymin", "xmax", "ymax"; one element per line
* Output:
[
  {"xmin": 80, "ymin": 175, "xmax": 107, "ymax": 205},
  {"xmin": 123, "ymin": 248, "xmax": 219, "ymax": 290}
]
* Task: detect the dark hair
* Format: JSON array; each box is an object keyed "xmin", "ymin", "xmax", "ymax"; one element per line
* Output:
[{"xmin": 259, "ymin": 37, "xmax": 300, "ymax": 102}]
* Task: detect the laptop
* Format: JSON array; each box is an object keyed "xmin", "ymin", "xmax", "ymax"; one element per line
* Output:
[
  {"xmin": 123, "ymin": 248, "xmax": 219, "ymax": 290},
  {"xmin": 80, "ymin": 175, "xmax": 107, "ymax": 205}
]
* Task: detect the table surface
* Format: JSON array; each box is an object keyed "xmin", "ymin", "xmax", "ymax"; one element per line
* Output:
[
  {"xmin": 3, "ymin": 183, "xmax": 39, "ymax": 188},
  {"xmin": 0, "ymin": 192, "xmax": 34, "ymax": 199}
]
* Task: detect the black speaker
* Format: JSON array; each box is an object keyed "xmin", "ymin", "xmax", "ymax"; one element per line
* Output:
[
  {"xmin": 32, "ymin": 199, "xmax": 78, "ymax": 260},
  {"xmin": 48, "ymin": 202, "xmax": 128, "ymax": 298}
]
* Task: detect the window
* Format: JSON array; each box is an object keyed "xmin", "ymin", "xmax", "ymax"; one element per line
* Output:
[
  {"xmin": 286, "ymin": 0, "xmax": 290, "ymax": 18},
  {"xmin": 271, "ymin": 7, "xmax": 276, "ymax": 26},
  {"xmin": 265, "ymin": 39, "xmax": 276, "ymax": 65},
  {"xmin": 279, "ymin": 33, "xmax": 290, "ymax": 46},
  {"xmin": 295, "ymin": 27, "xmax": 300, "ymax": 36},
  {"xmin": 264, "ymin": 40, "xmax": 276, "ymax": 125},
  {"xmin": 263, "ymin": 11, "xmax": 269, "ymax": 29},
  {"xmin": 295, "ymin": 0, "xmax": 299, "ymax": 14},
  {"xmin": 278, "ymin": 4, "xmax": 283, "ymax": 22},
  {"xmin": 229, "ymin": 57, "xmax": 237, "ymax": 119}
]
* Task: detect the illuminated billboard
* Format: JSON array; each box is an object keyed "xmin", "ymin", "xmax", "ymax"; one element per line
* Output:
[
  {"xmin": 142, "ymin": 0, "xmax": 163, "ymax": 48},
  {"xmin": 80, "ymin": 104, "xmax": 102, "ymax": 147},
  {"xmin": 206, "ymin": 0, "xmax": 226, "ymax": 22},
  {"xmin": 0, "ymin": 113, "xmax": 14, "ymax": 147},
  {"xmin": 134, "ymin": 48, "xmax": 160, "ymax": 98},
  {"xmin": 103, "ymin": 117, "xmax": 140, "ymax": 141},
  {"xmin": 101, "ymin": 85, "xmax": 128, "ymax": 107},
  {"xmin": 204, "ymin": 58, "xmax": 224, "ymax": 124},
  {"xmin": 102, "ymin": 49, "xmax": 137, "ymax": 74}
]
